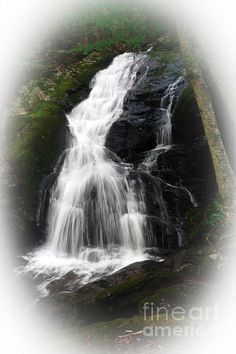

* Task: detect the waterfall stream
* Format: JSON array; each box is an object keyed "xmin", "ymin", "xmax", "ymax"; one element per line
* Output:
[
  {"xmin": 47, "ymin": 53, "xmax": 147, "ymax": 257},
  {"xmin": 139, "ymin": 76, "xmax": 185, "ymax": 172},
  {"xmin": 22, "ymin": 53, "xmax": 192, "ymax": 291},
  {"xmin": 24, "ymin": 53, "xmax": 151, "ymax": 287}
]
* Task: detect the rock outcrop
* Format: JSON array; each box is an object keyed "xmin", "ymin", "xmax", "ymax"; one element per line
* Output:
[
  {"xmin": 39, "ymin": 242, "xmax": 221, "ymax": 325},
  {"xmin": 105, "ymin": 56, "xmax": 217, "ymax": 248}
]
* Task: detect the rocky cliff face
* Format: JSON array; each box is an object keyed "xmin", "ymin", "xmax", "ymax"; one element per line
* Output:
[
  {"xmin": 7, "ymin": 51, "xmax": 117, "ymax": 250},
  {"xmin": 105, "ymin": 54, "xmax": 217, "ymax": 248},
  {"xmin": 7, "ymin": 45, "xmax": 217, "ymax": 251}
]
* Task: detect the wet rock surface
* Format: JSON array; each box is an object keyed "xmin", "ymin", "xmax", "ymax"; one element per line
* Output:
[
  {"xmin": 33, "ymin": 51, "xmax": 217, "ymax": 251},
  {"xmin": 8, "ymin": 51, "xmax": 117, "ymax": 250},
  {"xmin": 105, "ymin": 58, "xmax": 217, "ymax": 249},
  {"xmin": 105, "ymin": 58, "xmax": 184, "ymax": 161},
  {"xmin": 15, "ymin": 51, "xmax": 221, "ymax": 347},
  {"xmin": 38, "ymin": 242, "xmax": 221, "ymax": 326}
]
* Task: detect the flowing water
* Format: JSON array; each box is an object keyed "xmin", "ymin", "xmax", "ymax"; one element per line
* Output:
[
  {"xmin": 140, "ymin": 76, "xmax": 185, "ymax": 171},
  {"xmin": 47, "ymin": 53, "xmax": 148, "ymax": 257},
  {"xmin": 23, "ymin": 53, "xmax": 151, "ymax": 287},
  {"xmin": 22, "ymin": 53, "xmax": 194, "ymax": 292}
]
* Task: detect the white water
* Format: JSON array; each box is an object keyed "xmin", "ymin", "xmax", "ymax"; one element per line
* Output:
[
  {"xmin": 159, "ymin": 77, "xmax": 198, "ymax": 209},
  {"xmin": 23, "ymin": 57, "xmax": 196, "ymax": 290},
  {"xmin": 25, "ymin": 53, "xmax": 151, "ymax": 286},
  {"xmin": 137, "ymin": 75, "xmax": 197, "ymax": 248},
  {"xmin": 140, "ymin": 76, "xmax": 185, "ymax": 171}
]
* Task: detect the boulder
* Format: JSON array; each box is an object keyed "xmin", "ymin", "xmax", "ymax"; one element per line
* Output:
[
  {"xmin": 105, "ymin": 63, "xmax": 217, "ymax": 248},
  {"xmin": 39, "ymin": 243, "xmax": 219, "ymax": 325}
]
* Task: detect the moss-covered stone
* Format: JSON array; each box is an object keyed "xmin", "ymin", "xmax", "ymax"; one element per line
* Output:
[
  {"xmin": 40, "ymin": 250, "xmax": 214, "ymax": 325},
  {"xmin": 7, "ymin": 50, "xmax": 117, "ymax": 244},
  {"xmin": 185, "ymin": 195, "xmax": 225, "ymax": 243},
  {"xmin": 7, "ymin": 40, "xmax": 185, "ymax": 249}
]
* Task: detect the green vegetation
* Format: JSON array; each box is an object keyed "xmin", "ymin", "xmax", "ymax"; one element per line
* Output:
[
  {"xmin": 187, "ymin": 195, "xmax": 225, "ymax": 242},
  {"xmin": 6, "ymin": 4, "xmax": 231, "ymax": 350},
  {"xmin": 204, "ymin": 196, "xmax": 224, "ymax": 230},
  {"xmin": 7, "ymin": 0, "xmax": 226, "ymax": 251},
  {"xmin": 55, "ymin": 2, "xmax": 172, "ymax": 55},
  {"xmin": 8, "ymin": 51, "xmax": 115, "ymax": 214},
  {"xmin": 7, "ymin": 3, "xmax": 175, "ymax": 228}
]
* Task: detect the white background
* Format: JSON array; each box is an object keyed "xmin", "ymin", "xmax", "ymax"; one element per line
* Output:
[{"xmin": 0, "ymin": 1, "xmax": 236, "ymax": 353}]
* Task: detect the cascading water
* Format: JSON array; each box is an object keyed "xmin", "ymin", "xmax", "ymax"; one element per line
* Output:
[
  {"xmin": 22, "ymin": 53, "xmax": 194, "ymax": 292},
  {"xmin": 136, "ymin": 75, "xmax": 197, "ymax": 249},
  {"xmin": 140, "ymin": 76, "xmax": 185, "ymax": 171},
  {"xmin": 47, "ymin": 53, "xmax": 147, "ymax": 257},
  {"xmin": 24, "ymin": 53, "xmax": 151, "ymax": 286}
]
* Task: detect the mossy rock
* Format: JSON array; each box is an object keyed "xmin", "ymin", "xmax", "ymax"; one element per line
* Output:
[
  {"xmin": 41, "ymin": 255, "xmax": 206, "ymax": 324},
  {"xmin": 7, "ymin": 50, "xmax": 118, "ymax": 245},
  {"xmin": 138, "ymin": 280, "xmax": 206, "ymax": 315}
]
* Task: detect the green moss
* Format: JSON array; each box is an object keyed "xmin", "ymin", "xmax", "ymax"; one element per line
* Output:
[
  {"xmin": 55, "ymin": 76, "xmax": 78, "ymax": 99},
  {"xmin": 56, "ymin": 2, "xmax": 169, "ymax": 56},
  {"xmin": 186, "ymin": 195, "xmax": 225, "ymax": 243},
  {"xmin": 31, "ymin": 101, "xmax": 61, "ymax": 118},
  {"xmin": 89, "ymin": 262, "xmax": 199, "ymax": 316},
  {"xmin": 95, "ymin": 272, "xmax": 153, "ymax": 302},
  {"xmin": 7, "ymin": 3, "xmax": 182, "ymax": 238},
  {"xmin": 148, "ymin": 49, "xmax": 183, "ymax": 79},
  {"xmin": 176, "ymin": 86, "xmax": 194, "ymax": 114},
  {"xmin": 8, "ymin": 50, "xmax": 119, "ymax": 218},
  {"xmin": 204, "ymin": 195, "xmax": 224, "ymax": 229}
]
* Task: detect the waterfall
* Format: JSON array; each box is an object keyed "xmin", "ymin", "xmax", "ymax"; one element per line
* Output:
[
  {"xmin": 23, "ymin": 54, "xmax": 192, "ymax": 289},
  {"xmin": 24, "ymin": 53, "xmax": 151, "ymax": 285},
  {"xmin": 140, "ymin": 76, "xmax": 185, "ymax": 171},
  {"xmin": 47, "ymin": 53, "xmax": 148, "ymax": 256},
  {"xmin": 137, "ymin": 75, "xmax": 195, "ymax": 249}
]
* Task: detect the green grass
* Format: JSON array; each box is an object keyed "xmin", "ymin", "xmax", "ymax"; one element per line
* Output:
[{"xmin": 7, "ymin": 1, "xmax": 179, "ymax": 229}]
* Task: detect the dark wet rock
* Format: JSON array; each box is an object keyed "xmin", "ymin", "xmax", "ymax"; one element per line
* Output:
[
  {"xmin": 138, "ymin": 281, "xmax": 209, "ymax": 315},
  {"xmin": 15, "ymin": 48, "xmax": 217, "ymax": 253},
  {"xmin": 8, "ymin": 51, "xmax": 117, "ymax": 249},
  {"xmin": 39, "ymin": 243, "xmax": 220, "ymax": 325},
  {"xmin": 171, "ymin": 86, "xmax": 217, "ymax": 202},
  {"xmin": 105, "ymin": 62, "xmax": 217, "ymax": 249},
  {"xmin": 105, "ymin": 113, "xmax": 160, "ymax": 160},
  {"xmin": 105, "ymin": 58, "xmax": 184, "ymax": 162}
]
